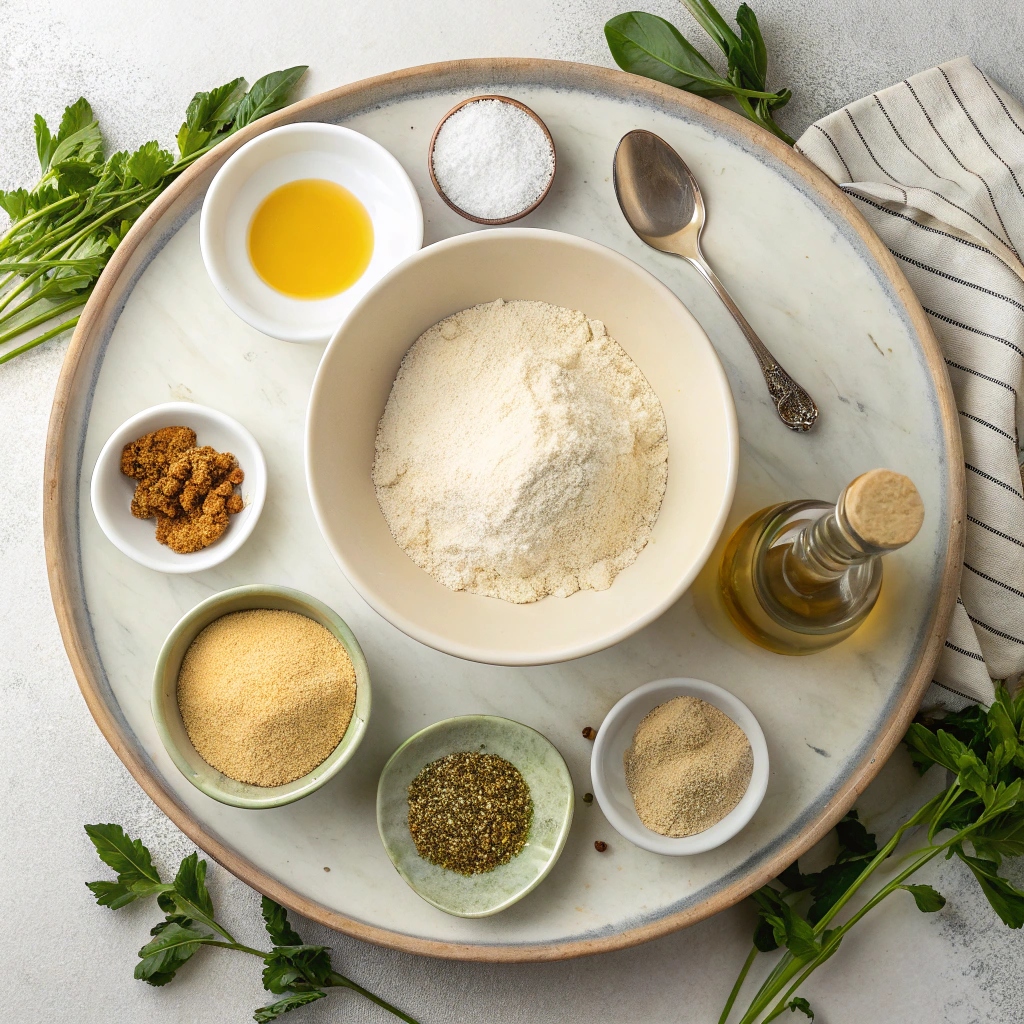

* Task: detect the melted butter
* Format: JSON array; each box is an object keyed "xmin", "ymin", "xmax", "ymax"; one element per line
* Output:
[{"xmin": 247, "ymin": 178, "xmax": 374, "ymax": 299}]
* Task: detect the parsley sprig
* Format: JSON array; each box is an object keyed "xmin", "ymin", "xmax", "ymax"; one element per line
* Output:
[
  {"xmin": 720, "ymin": 686, "xmax": 1024, "ymax": 1024},
  {"xmin": 85, "ymin": 824, "xmax": 420, "ymax": 1023},
  {"xmin": 0, "ymin": 66, "xmax": 307, "ymax": 366},
  {"xmin": 605, "ymin": 0, "xmax": 794, "ymax": 144}
]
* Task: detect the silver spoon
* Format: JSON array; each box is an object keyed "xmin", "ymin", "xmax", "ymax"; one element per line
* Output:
[{"xmin": 613, "ymin": 129, "xmax": 818, "ymax": 432}]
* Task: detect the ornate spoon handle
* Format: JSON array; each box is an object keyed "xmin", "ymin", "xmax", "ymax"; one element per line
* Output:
[{"xmin": 687, "ymin": 254, "xmax": 819, "ymax": 432}]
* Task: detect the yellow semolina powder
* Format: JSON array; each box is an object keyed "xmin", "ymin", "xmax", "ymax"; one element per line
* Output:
[{"xmin": 177, "ymin": 609, "xmax": 357, "ymax": 787}]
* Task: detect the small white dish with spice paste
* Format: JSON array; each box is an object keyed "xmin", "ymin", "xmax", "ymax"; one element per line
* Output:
[
  {"xmin": 90, "ymin": 402, "xmax": 267, "ymax": 574},
  {"xmin": 591, "ymin": 677, "xmax": 769, "ymax": 856},
  {"xmin": 200, "ymin": 122, "xmax": 423, "ymax": 343}
]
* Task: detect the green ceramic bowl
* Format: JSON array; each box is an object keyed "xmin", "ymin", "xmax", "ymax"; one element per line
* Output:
[
  {"xmin": 376, "ymin": 715, "xmax": 574, "ymax": 918},
  {"xmin": 152, "ymin": 584, "xmax": 371, "ymax": 809}
]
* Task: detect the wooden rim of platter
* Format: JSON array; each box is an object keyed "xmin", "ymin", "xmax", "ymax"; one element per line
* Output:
[{"xmin": 43, "ymin": 58, "xmax": 965, "ymax": 963}]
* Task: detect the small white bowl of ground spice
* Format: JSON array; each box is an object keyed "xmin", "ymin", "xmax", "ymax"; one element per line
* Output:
[
  {"xmin": 91, "ymin": 402, "xmax": 267, "ymax": 573},
  {"xmin": 591, "ymin": 678, "xmax": 769, "ymax": 855},
  {"xmin": 152, "ymin": 584, "xmax": 370, "ymax": 808}
]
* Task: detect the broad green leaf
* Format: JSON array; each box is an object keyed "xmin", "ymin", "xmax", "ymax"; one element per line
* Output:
[
  {"xmin": 0, "ymin": 188, "xmax": 32, "ymax": 221},
  {"xmin": 971, "ymin": 816, "xmax": 1024, "ymax": 863},
  {"xmin": 905, "ymin": 724, "xmax": 961, "ymax": 774},
  {"xmin": 125, "ymin": 141, "xmax": 175, "ymax": 189},
  {"xmin": 958, "ymin": 851, "xmax": 1024, "ymax": 928},
  {"xmin": 262, "ymin": 946, "xmax": 334, "ymax": 993},
  {"xmin": 103, "ymin": 151, "xmax": 130, "ymax": 185},
  {"xmin": 750, "ymin": 885, "xmax": 786, "ymax": 950},
  {"xmin": 753, "ymin": 914, "xmax": 780, "ymax": 952},
  {"xmin": 176, "ymin": 124, "xmax": 212, "ymax": 161},
  {"xmin": 49, "ymin": 120, "xmax": 104, "ymax": 168},
  {"xmin": 233, "ymin": 67, "xmax": 308, "ymax": 130},
  {"xmin": 989, "ymin": 693, "xmax": 1019, "ymax": 749},
  {"xmin": 735, "ymin": 4, "xmax": 767, "ymax": 84},
  {"xmin": 776, "ymin": 862, "xmax": 809, "ymax": 892},
  {"xmin": 204, "ymin": 77, "xmax": 248, "ymax": 127},
  {"xmin": 806, "ymin": 861, "xmax": 868, "ymax": 924},
  {"xmin": 86, "ymin": 879, "xmax": 138, "ymax": 910},
  {"xmin": 835, "ymin": 810, "xmax": 877, "ymax": 859},
  {"xmin": 169, "ymin": 853, "xmax": 218, "ymax": 932},
  {"xmin": 678, "ymin": 0, "xmax": 735, "ymax": 54},
  {"xmin": 679, "ymin": 0, "xmax": 761, "ymax": 88},
  {"xmin": 84, "ymin": 823, "xmax": 162, "ymax": 885},
  {"xmin": 177, "ymin": 77, "xmax": 250, "ymax": 159},
  {"xmin": 985, "ymin": 779, "xmax": 1023, "ymax": 818},
  {"xmin": 34, "ymin": 114, "xmax": 55, "ymax": 172},
  {"xmin": 57, "ymin": 98, "xmax": 95, "ymax": 143},
  {"xmin": 135, "ymin": 921, "xmax": 209, "ymax": 986},
  {"xmin": 254, "ymin": 990, "xmax": 326, "ymax": 1022},
  {"xmin": 900, "ymin": 883, "xmax": 946, "ymax": 913},
  {"xmin": 54, "ymin": 159, "xmax": 101, "ymax": 195},
  {"xmin": 787, "ymin": 996, "xmax": 814, "ymax": 1020},
  {"xmin": 262, "ymin": 897, "xmax": 304, "ymax": 947},
  {"xmin": 605, "ymin": 13, "xmax": 732, "ymax": 98},
  {"xmin": 776, "ymin": 901, "xmax": 819, "ymax": 961}
]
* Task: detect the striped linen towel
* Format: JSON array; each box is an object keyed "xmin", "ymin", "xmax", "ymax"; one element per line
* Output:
[{"xmin": 796, "ymin": 56, "xmax": 1024, "ymax": 709}]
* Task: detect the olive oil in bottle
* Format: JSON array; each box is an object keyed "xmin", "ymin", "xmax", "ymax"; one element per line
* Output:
[{"xmin": 719, "ymin": 469, "xmax": 924, "ymax": 655}]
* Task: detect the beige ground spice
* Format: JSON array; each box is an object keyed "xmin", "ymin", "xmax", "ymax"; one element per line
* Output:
[
  {"xmin": 177, "ymin": 609, "xmax": 357, "ymax": 787},
  {"xmin": 624, "ymin": 696, "xmax": 753, "ymax": 837}
]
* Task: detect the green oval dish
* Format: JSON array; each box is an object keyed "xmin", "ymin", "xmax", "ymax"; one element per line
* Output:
[
  {"xmin": 376, "ymin": 715, "xmax": 574, "ymax": 918},
  {"xmin": 152, "ymin": 584, "xmax": 371, "ymax": 809}
]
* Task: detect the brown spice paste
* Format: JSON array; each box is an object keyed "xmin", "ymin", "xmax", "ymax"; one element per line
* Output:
[{"xmin": 120, "ymin": 426, "xmax": 244, "ymax": 554}]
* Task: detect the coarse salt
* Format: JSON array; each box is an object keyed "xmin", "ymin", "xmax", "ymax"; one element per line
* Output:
[{"xmin": 431, "ymin": 99, "xmax": 555, "ymax": 220}]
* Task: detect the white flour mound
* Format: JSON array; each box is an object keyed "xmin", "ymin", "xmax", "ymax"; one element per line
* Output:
[{"xmin": 372, "ymin": 299, "xmax": 669, "ymax": 603}]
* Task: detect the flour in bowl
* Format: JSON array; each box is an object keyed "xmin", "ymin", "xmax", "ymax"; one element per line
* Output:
[{"xmin": 372, "ymin": 299, "xmax": 668, "ymax": 603}]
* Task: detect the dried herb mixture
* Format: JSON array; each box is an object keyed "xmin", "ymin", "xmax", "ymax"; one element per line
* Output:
[{"xmin": 407, "ymin": 751, "xmax": 533, "ymax": 875}]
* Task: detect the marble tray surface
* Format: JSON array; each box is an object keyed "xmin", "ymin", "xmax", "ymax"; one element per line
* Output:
[{"xmin": 65, "ymin": 67, "xmax": 952, "ymax": 954}]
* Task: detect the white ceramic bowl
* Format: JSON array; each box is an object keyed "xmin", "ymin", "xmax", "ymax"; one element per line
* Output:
[
  {"xmin": 200, "ymin": 122, "xmax": 423, "ymax": 343},
  {"xmin": 591, "ymin": 678, "xmax": 769, "ymax": 855},
  {"xmin": 305, "ymin": 228, "xmax": 738, "ymax": 665},
  {"xmin": 91, "ymin": 402, "xmax": 267, "ymax": 573}
]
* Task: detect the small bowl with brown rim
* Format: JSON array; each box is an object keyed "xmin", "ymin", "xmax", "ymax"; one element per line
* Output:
[
  {"xmin": 428, "ymin": 95, "xmax": 556, "ymax": 225},
  {"xmin": 152, "ymin": 584, "xmax": 372, "ymax": 809}
]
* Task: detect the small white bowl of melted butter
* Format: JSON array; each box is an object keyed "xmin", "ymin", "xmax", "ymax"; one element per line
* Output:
[{"xmin": 200, "ymin": 123, "xmax": 423, "ymax": 343}]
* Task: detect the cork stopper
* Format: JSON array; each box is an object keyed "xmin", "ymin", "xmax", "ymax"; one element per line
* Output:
[{"xmin": 844, "ymin": 469, "xmax": 924, "ymax": 549}]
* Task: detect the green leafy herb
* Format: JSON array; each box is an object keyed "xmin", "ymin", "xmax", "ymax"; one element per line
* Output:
[
  {"xmin": 786, "ymin": 996, "xmax": 814, "ymax": 1021},
  {"xmin": 0, "ymin": 67, "xmax": 307, "ymax": 366},
  {"xmin": 254, "ymin": 990, "xmax": 327, "ymax": 1022},
  {"xmin": 719, "ymin": 686, "xmax": 1024, "ymax": 1024},
  {"xmin": 86, "ymin": 825, "xmax": 420, "ymax": 1023},
  {"xmin": 605, "ymin": 1, "xmax": 794, "ymax": 144}
]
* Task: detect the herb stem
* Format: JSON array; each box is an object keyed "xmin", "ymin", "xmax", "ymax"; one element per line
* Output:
[
  {"xmin": 202, "ymin": 939, "xmax": 272, "ymax": 958},
  {"xmin": 327, "ymin": 972, "xmax": 423, "ymax": 1024},
  {"xmin": 0, "ymin": 193, "xmax": 79, "ymax": 252},
  {"xmin": 719, "ymin": 945, "xmax": 759, "ymax": 1024},
  {"xmin": 0, "ymin": 314, "xmax": 79, "ymax": 364},
  {"xmin": 0, "ymin": 295, "xmax": 86, "ymax": 344}
]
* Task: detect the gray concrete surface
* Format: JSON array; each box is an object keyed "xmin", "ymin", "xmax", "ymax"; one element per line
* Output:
[{"xmin": 2, "ymin": 1, "xmax": 1023, "ymax": 1021}]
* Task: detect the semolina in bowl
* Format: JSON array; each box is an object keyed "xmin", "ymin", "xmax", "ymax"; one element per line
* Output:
[{"xmin": 152, "ymin": 584, "xmax": 371, "ymax": 809}]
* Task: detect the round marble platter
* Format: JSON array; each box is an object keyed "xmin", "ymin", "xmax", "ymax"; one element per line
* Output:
[{"xmin": 44, "ymin": 59, "xmax": 963, "ymax": 961}]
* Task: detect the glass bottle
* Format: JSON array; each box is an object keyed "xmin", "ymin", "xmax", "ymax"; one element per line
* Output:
[{"xmin": 718, "ymin": 470, "xmax": 924, "ymax": 655}]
